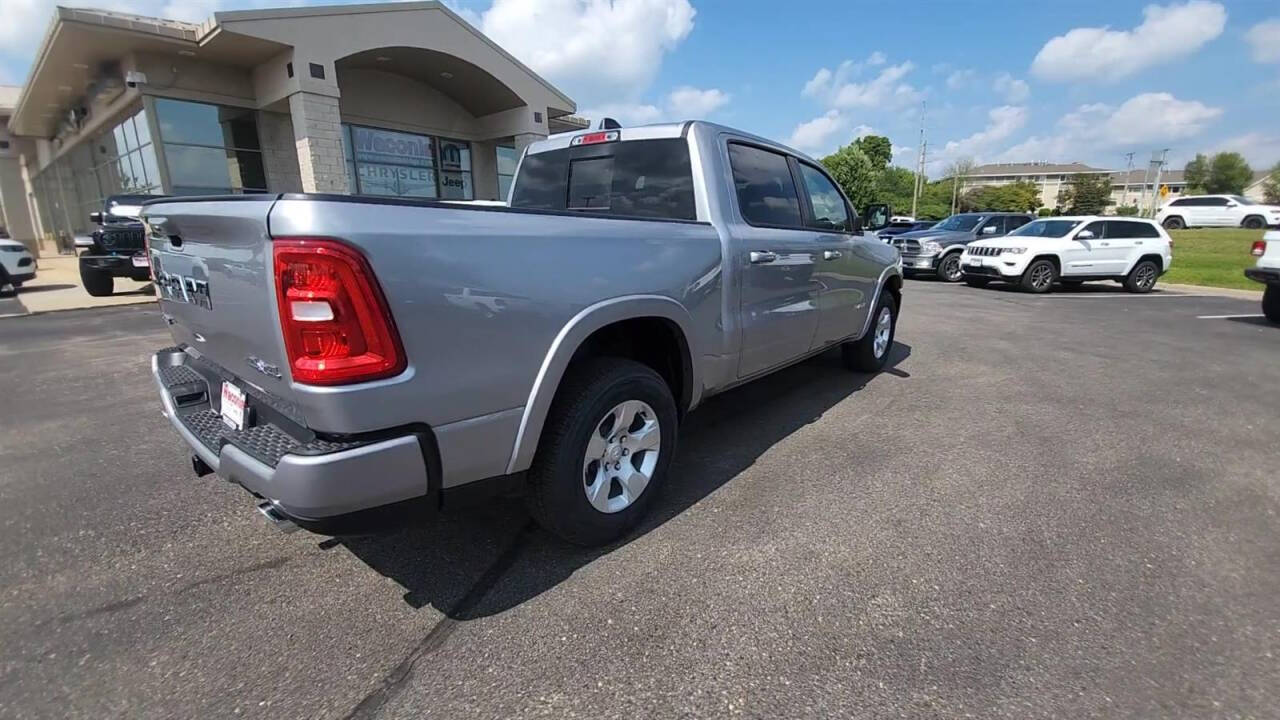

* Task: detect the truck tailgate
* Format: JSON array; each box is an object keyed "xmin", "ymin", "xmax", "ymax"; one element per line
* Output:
[{"xmin": 145, "ymin": 196, "xmax": 294, "ymax": 400}]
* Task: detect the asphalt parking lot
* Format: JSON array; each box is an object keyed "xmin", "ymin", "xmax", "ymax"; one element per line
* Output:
[{"xmin": 1, "ymin": 279, "xmax": 1277, "ymax": 719}]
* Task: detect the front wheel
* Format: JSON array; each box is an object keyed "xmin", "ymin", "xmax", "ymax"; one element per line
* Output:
[
  {"xmin": 937, "ymin": 252, "xmax": 964, "ymax": 283},
  {"xmin": 1020, "ymin": 259, "xmax": 1058, "ymax": 293},
  {"xmin": 527, "ymin": 358, "xmax": 678, "ymax": 546},
  {"xmin": 80, "ymin": 266, "xmax": 113, "ymax": 297},
  {"xmin": 842, "ymin": 292, "xmax": 897, "ymax": 372},
  {"xmin": 1124, "ymin": 260, "xmax": 1160, "ymax": 293},
  {"xmin": 1263, "ymin": 285, "xmax": 1280, "ymax": 323}
]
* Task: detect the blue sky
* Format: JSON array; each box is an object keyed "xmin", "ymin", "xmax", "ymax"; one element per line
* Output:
[{"xmin": 4, "ymin": 0, "xmax": 1280, "ymax": 174}]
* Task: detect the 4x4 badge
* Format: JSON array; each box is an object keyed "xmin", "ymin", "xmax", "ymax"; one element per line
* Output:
[{"xmin": 246, "ymin": 356, "xmax": 282, "ymax": 379}]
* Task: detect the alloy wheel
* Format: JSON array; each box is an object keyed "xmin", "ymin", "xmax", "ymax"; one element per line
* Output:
[
  {"xmin": 940, "ymin": 254, "xmax": 962, "ymax": 281},
  {"xmin": 1134, "ymin": 263, "xmax": 1157, "ymax": 290},
  {"xmin": 582, "ymin": 400, "xmax": 660, "ymax": 514},
  {"xmin": 1030, "ymin": 264, "xmax": 1053, "ymax": 290},
  {"xmin": 873, "ymin": 306, "xmax": 893, "ymax": 358}
]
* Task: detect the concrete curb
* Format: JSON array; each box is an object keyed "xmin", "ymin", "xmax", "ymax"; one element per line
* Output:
[{"xmin": 1162, "ymin": 282, "xmax": 1264, "ymax": 300}]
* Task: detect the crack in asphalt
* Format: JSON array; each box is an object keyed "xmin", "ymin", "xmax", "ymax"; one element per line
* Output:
[{"xmin": 342, "ymin": 521, "xmax": 536, "ymax": 720}]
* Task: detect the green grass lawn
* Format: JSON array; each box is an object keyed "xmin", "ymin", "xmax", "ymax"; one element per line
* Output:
[{"xmin": 1163, "ymin": 228, "xmax": 1266, "ymax": 291}]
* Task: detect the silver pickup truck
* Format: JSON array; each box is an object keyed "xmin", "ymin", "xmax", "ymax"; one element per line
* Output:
[{"xmin": 144, "ymin": 121, "xmax": 903, "ymax": 545}]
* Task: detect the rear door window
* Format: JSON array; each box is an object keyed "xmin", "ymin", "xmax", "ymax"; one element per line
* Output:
[
  {"xmin": 1108, "ymin": 220, "xmax": 1159, "ymax": 238},
  {"xmin": 727, "ymin": 143, "xmax": 803, "ymax": 228},
  {"xmin": 511, "ymin": 138, "xmax": 696, "ymax": 220},
  {"xmin": 797, "ymin": 163, "xmax": 851, "ymax": 231}
]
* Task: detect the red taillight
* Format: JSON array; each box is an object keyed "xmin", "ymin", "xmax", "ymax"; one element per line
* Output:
[
  {"xmin": 1252, "ymin": 240, "xmax": 1267, "ymax": 257},
  {"xmin": 272, "ymin": 238, "xmax": 405, "ymax": 385}
]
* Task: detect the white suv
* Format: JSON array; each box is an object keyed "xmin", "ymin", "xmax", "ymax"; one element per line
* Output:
[
  {"xmin": 1155, "ymin": 194, "xmax": 1280, "ymax": 230},
  {"xmin": 961, "ymin": 216, "xmax": 1173, "ymax": 294}
]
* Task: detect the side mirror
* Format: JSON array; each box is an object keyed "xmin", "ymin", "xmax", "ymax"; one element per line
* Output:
[
  {"xmin": 850, "ymin": 214, "xmax": 862, "ymax": 233},
  {"xmin": 1225, "ymin": 202, "xmax": 1237, "ymax": 208},
  {"xmin": 89, "ymin": 211, "xmax": 104, "ymax": 225},
  {"xmin": 863, "ymin": 203, "xmax": 889, "ymax": 232},
  {"xmin": 981, "ymin": 225, "xmax": 998, "ymax": 234},
  {"xmin": 1076, "ymin": 230, "xmax": 1095, "ymax": 240}
]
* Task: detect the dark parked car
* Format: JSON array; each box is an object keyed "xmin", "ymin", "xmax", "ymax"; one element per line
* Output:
[
  {"xmin": 75, "ymin": 194, "xmax": 163, "ymax": 297},
  {"xmin": 877, "ymin": 220, "xmax": 937, "ymax": 243},
  {"xmin": 891, "ymin": 212, "xmax": 1033, "ymax": 282}
]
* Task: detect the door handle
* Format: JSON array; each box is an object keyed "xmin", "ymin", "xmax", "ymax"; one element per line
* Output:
[
  {"xmin": 1100, "ymin": 242, "xmax": 1110, "ymax": 246},
  {"xmin": 749, "ymin": 251, "xmax": 778, "ymax": 264},
  {"xmin": 1134, "ymin": 241, "xmax": 1143, "ymax": 245},
  {"xmin": 822, "ymin": 250, "xmax": 842, "ymax": 260}
]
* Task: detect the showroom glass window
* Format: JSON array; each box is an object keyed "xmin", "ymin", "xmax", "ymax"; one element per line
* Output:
[
  {"xmin": 154, "ymin": 98, "xmax": 267, "ymax": 195},
  {"xmin": 341, "ymin": 124, "xmax": 474, "ymax": 200},
  {"xmin": 497, "ymin": 145, "xmax": 518, "ymax": 200}
]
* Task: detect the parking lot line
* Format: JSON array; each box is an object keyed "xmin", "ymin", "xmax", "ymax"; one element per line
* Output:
[{"xmin": 1196, "ymin": 313, "xmax": 1266, "ymax": 319}]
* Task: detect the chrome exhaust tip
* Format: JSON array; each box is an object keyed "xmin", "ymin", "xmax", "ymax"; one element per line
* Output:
[{"xmin": 256, "ymin": 500, "xmax": 299, "ymax": 534}]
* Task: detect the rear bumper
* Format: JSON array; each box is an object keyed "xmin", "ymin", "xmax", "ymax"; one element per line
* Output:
[
  {"xmin": 1245, "ymin": 267, "xmax": 1280, "ymax": 285},
  {"xmin": 81, "ymin": 254, "xmax": 151, "ymax": 279},
  {"xmin": 151, "ymin": 348, "xmax": 433, "ymax": 524}
]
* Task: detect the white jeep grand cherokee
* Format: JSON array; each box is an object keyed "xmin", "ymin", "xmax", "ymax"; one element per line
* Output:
[{"xmin": 961, "ymin": 216, "xmax": 1173, "ymax": 294}]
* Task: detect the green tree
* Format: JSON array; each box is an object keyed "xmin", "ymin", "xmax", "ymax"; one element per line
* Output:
[
  {"xmin": 820, "ymin": 144, "xmax": 877, "ymax": 211},
  {"xmin": 1058, "ymin": 173, "xmax": 1113, "ymax": 214},
  {"xmin": 1263, "ymin": 161, "xmax": 1280, "ymax": 204},
  {"xmin": 1206, "ymin": 152, "xmax": 1252, "ymax": 194},
  {"xmin": 1184, "ymin": 153, "xmax": 1209, "ymax": 194},
  {"xmin": 853, "ymin": 135, "xmax": 892, "ymax": 171},
  {"xmin": 875, "ymin": 166, "xmax": 918, "ymax": 214}
]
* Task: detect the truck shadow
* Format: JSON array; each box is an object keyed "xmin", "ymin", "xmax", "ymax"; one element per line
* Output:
[{"xmin": 339, "ymin": 342, "xmax": 912, "ymax": 620}]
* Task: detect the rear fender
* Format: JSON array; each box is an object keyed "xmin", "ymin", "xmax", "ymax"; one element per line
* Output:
[{"xmin": 505, "ymin": 295, "xmax": 700, "ymax": 475}]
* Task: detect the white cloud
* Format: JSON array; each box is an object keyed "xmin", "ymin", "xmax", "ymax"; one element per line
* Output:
[
  {"xmin": 946, "ymin": 69, "xmax": 977, "ymax": 90},
  {"xmin": 786, "ymin": 110, "xmax": 847, "ymax": 154},
  {"xmin": 941, "ymin": 105, "xmax": 1029, "ymax": 160},
  {"xmin": 480, "ymin": 0, "xmax": 696, "ymax": 105},
  {"xmin": 997, "ymin": 92, "xmax": 1221, "ymax": 162},
  {"xmin": 802, "ymin": 54, "xmax": 922, "ymax": 110},
  {"xmin": 580, "ymin": 85, "xmax": 729, "ymax": 126},
  {"xmin": 992, "ymin": 73, "xmax": 1030, "ymax": 104},
  {"xmin": 1245, "ymin": 19, "xmax": 1280, "ymax": 64},
  {"xmin": 1030, "ymin": 1, "xmax": 1227, "ymax": 83},
  {"xmin": 1211, "ymin": 132, "xmax": 1280, "ymax": 168},
  {"xmin": 666, "ymin": 86, "xmax": 730, "ymax": 117}
]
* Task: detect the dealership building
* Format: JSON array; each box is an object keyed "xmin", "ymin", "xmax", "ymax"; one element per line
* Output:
[{"xmin": 0, "ymin": 2, "xmax": 585, "ymax": 256}]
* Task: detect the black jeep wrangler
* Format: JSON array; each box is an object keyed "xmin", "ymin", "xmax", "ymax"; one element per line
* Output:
[{"xmin": 77, "ymin": 194, "xmax": 163, "ymax": 297}]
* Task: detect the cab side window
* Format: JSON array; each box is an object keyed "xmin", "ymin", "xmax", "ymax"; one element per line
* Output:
[
  {"xmin": 1005, "ymin": 215, "xmax": 1031, "ymax": 233},
  {"xmin": 728, "ymin": 143, "xmax": 803, "ymax": 228},
  {"xmin": 797, "ymin": 163, "xmax": 851, "ymax": 232},
  {"xmin": 1080, "ymin": 221, "xmax": 1107, "ymax": 238}
]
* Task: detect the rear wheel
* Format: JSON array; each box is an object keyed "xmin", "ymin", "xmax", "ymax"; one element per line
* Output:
[
  {"xmin": 1020, "ymin": 259, "xmax": 1057, "ymax": 293},
  {"xmin": 1263, "ymin": 285, "xmax": 1280, "ymax": 323},
  {"xmin": 527, "ymin": 358, "xmax": 677, "ymax": 546},
  {"xmin": 1161, "ymin": 216, "xmax": 1185, "ymax": 230},
  {"xmin": 964, "ymin": 277, "xmax": 991, "ymax": 288},
  {"xmin": 1124, "ymin": 260, "xmax": 1160, "ymax": 293},
  {"xmin": 937, "ymin": 252, "xmax": 964, "ymax": 283},
  {"xmin": 842, "ymin": 292, "xmax": 897, "ymax": 372},
  {"xmin": 80, "ymin": 266, "xmax": 113, "ymax": 297},
  {"xmin": 1242, "ymin": 215, "xmax": 1266, "ymax": 230}
]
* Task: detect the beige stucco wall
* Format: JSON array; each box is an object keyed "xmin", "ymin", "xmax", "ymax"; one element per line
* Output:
[{"xmin": 337, "ymin": 68, "xmax": 478, "ymax": 139}]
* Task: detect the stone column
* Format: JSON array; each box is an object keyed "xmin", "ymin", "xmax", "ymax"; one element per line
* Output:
[
  {"xmin": 512, "ymin": 132, "xmax": 544, "ymax": 156},
  {"xmin": 288, "ymin": 92, "xmax": 349, "ymax": 194}
]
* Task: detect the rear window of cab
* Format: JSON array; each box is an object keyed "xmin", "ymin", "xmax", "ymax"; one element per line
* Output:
[{"xmin": 511, "ymin": 138, "xmax": 696, "ymax": 221}]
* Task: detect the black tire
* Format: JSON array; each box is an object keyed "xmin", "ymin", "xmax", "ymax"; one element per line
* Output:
[
  {"xmin": 1162, "ymin": 216, "xmax": 1185, "ymax": 230},
  {"xmin": 1020, "ymin": 258, "xmax": 1058, "ymax": 293},
  {"xmin": 964, "ymin": 277, "xmax": 990, "ymax": 288},
  {"xmin": 80, "ymin": 266, "xmax": 113, "ymax": 297},
  {"xmin": 937, "ymin": 251, "xmax": 964, "ymax": 283},
  {"xmin": 842, "ymin": 291, "xmax": 897, "ymax": 372},
  {"xmin": 1124, "ymin": 259, "xmax": 1160, "ymax": 293},
  {"xmin": 1263, "ymin": 285, "xmax": 1280, "ymax": 324},
  {"xmin": 526, "ymin": 358, "xmax": 678, "ymax": 546},
  {"xmin": 1242, "ymin": 215, "xmax": 1266, "ymax": 230}
]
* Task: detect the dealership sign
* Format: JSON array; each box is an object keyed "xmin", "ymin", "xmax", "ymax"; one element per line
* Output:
[{"xmin": 352, "ymin": 127, "xmax": 433, "ymax": 167}]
